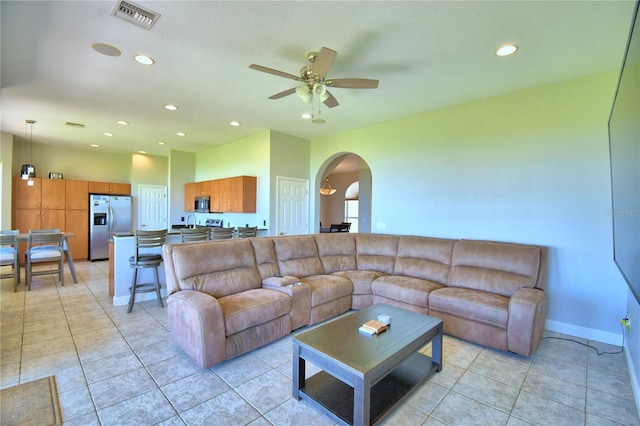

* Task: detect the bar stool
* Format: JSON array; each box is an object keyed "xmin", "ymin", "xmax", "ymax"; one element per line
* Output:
[
  {"xmin": 128, "ymin": 229, "xmax": 167, "ymax": 313},
  {"xmin": 180, "ymin": 227, "xmax": 209, "ymax": 242},
  {"xmin": 237, "ymin": 226, "xmax": 257, "ymax": 238}
]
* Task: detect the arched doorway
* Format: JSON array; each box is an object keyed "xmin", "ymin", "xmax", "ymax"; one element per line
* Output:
[{"xmin": 316, "ymin": 153, "xmax": 372, "ymax": 233}]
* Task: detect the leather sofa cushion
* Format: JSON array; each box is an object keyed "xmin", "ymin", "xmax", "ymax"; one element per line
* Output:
[
  {"xmin": 172, "ymin": 239, "xmax": 261, "ymax": 298},
  {"xmin": 355, "ymin": 234, "xmax": 399, "ymax": 274},
  {"xmin": 250, "ymin": 238, "xmax": 279, "ymax": 280},
  {"xmin": 300, "ymin": 275, "xmax": 353, "ymax": 307},
  {"xmin": 332, "ymin": 270, "xmax": 386, "ymax": 295},
  {"xmin": 429, "ymin": 287, "xmax": 509, "ymax": 328},
  {"xmin": 373, "ymin": 275, "xmax": 445, "ymax": 307},
  {"xmin": 449, "ymin": 240, "xmax": 541, "ymax": 297},
  {"xmin": 274, "ymin": 235, "xmax": 323, "ymax": 277},
  {"xmin": 314, "ymin": 233, "xmax": 357, "ymax": 273},
  {"xmin": 394, "ymin": 236, "xmax": 454, "ymax": 283},
  {"xmin": 218, "ymin": 288, "xmax": 291, "ymax": 336}
]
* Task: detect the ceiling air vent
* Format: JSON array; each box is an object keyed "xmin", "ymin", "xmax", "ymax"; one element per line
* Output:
[
  {"xmin": 65, "ymin": 122, "xmax": 86, "ymax": 129},
  {"xmin": 110, "ymin": 0, "xmax": 160, "ymax": 30}
]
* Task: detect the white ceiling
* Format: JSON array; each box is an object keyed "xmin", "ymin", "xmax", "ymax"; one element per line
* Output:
[{"xmin": 1, "ymin": 1, "xmax": 635, "ymax": 157}]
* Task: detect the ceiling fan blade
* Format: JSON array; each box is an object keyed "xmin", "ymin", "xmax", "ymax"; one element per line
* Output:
[
  {"xmin": 268, "ymin": 88, "xmax": 296, "ymax": 100},
  {"xmin": 313, "ymin": 47, "xmax": 337, "ymax": 78},
  {"xmin": 323, "ymin": 91, "xmax": 339, "ymax": 108},
  {"xmin": 326, "ymin": 78, "xmax": 379, "ymax": 89},
  {"xmin": 249, "ymin": 64, "xmax": 300, "ymax": 81}
]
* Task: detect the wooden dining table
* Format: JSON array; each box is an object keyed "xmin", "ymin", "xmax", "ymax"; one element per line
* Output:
[{"xmin": 17, "ymin": 232, "xmax": 79, "ymax": 284}]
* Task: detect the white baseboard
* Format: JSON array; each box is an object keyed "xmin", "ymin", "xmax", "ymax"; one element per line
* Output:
[{"xmin": 545, "ymin": 319, "xmax": 623, "ymax": 346}]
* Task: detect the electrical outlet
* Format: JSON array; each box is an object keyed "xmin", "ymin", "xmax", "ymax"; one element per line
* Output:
[{"xmin": 621, "ymin": 314, "xmax": 632, "ymax": 332}]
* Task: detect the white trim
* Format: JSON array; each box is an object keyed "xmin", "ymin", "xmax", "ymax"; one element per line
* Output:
[{"xmin": 545, "ymin": 319, "xmax": 623, "ymax": 345}]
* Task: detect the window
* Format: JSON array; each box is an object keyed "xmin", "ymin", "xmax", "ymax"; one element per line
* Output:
[{"xmin": 344, "ymin": 199, "xmax": 359, "ymax": 233}]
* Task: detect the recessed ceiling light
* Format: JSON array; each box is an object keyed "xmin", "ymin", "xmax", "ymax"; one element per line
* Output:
[
  {"xmin": 496, "ymin": 44, "xmax": 518, "ymax": 56},
  {"xmin": 176, "ymin": 132, "xmax": 186, "ymax": 137},
  {"xmin": 311, "ymin": 118, "xmax": 326, "ymax": 124},
  {"xmin": 301, "ymin": 113, "xmax": 312, "ymax": 120},
  {"xmin": 138, "ymin": 150, "xmax": 147, "ymax": 154},
  {"xmin": 91, "ymin": 42, "xmax": 121, "ymax": 57},
  {"xmin": 158, "ymin": 141, "xmax": 165, "ymax": 145},
  {"xmin": 134, "ymin": 54, "xmax": 154, "ymax": 65},
  {"xmin": 164, "ymin": 104, "xmax": 178, "ymax": 111},
  {"xmin": 90, "ymin": 144, "xmax": 99, "ymax": 148},
  {"xmin": 117, "ymin": 120, "xmax": 129, "ymax": 125},
  {"xmin": 230, "ymin": 121, "xmax": 240, "ymax": 127},
  {"xmin": 104, "ymin": 132, "xmax": 114, "ymax": 136}
]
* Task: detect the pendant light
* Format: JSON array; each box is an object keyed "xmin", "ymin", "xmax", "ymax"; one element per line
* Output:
[
  {"xmin": 319, "ymin": 178, "xmax": 336, "ymax": 196},
  {"xmin": 20, "ymin": 119, "xmax": 36, "ymax": 182}
]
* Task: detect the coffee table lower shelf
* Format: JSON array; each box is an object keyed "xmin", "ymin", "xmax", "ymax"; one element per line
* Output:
[{"xmin": 299, "ymin": 352, "xmax": 437, "ymax": 425}]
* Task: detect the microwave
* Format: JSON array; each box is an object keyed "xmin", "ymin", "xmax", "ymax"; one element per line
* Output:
[{"xmin": 195, "ymin": 196, "xmax": 210, "ymax": 212}]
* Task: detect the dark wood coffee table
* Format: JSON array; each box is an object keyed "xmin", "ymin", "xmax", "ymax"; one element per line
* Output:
[{"xmin": 292, "ymin": 304, "xmax": 443, "ymax": 426}]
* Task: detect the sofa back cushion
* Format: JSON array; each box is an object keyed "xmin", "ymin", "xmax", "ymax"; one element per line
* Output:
[
  {"xmin": 273, "ymin": 235, "xmax": 323, "ymax": 277},
  {"xmin": 394, "ymin": 236, "xmax": 455, "ymax": 284},
  {"xmin": 449, "ymin": 240, "xmax": 541, "ymax": 297},
  {"xmin": 250, "ymin": 238, "xmax": 280, "ymax": 280},
  {"xmin": 355, "ymin": 234, "xmax": 399, "ymax": 274},
  {"xmin": 314, "ymin": 233, "xmax": 357, "ymax": 273},
  {"xmin": 171, "ymin": 239, "xmax": 261, "ymax": 298}
]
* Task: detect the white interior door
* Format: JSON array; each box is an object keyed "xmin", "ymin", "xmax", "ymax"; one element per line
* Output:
[
  {"xmin": 277, "ymin": 177, "xmax": 309, "ymax": 235},
  {"xmin": 139, "ymin": 185, "xmax": 167, "ymax": 230}
]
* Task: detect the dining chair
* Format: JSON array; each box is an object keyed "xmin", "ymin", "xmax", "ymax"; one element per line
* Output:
[
  {"xmin": 237, "ymin": 226, "xmax": 257, "ymax": 238},
  {"xmin": 180, "ymin": 227, "xmax": 209, "ymax": 242},
  {"xmin": 329, "ymin": 223, "xmax": 350, "ymax": 232},
  {"xmin": 128, "ymin": 229, "xmax": 167, "ymax": 313},
  {"xmin": 209, "ymin": 227, "xmax": 234, "ymax": 240},
  {"xmin": 25, "ymin": 232, "xmax": 65, "ymax": 290},
  {"xmin": 0, "ymin": 230, "xmax": 20, "ymax": 291}
]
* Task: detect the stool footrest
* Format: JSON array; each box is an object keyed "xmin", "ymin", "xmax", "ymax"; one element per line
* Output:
[{"xmin": 128, "ymin": 283, "xmax": 161, "ymax": 293}]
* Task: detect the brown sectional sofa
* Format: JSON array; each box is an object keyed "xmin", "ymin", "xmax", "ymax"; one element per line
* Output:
[{"xmin": 163, "ymin": 233, "xmax": 547, "ymax": 369}]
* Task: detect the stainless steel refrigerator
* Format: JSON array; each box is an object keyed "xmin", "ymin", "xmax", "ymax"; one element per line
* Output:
[{"xmin": 89, "ymin": 194, "xmax": 132, "ymax": 261}]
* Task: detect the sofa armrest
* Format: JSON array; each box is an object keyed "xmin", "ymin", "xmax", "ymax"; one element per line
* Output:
[
  {"xmin": 166, "ymin": 290, "xmax": 226, "ymax": 369},
  {"xmin": 507, "ymin": 288, "xmax": 547, "ymax": 356},
  {"xmin": 262, "ymin": 276, "xmax": 311, "ymax": 329}
]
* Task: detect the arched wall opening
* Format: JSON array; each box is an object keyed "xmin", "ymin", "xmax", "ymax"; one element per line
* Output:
[{"xmin": 315, "ymin": 152, "xmax": 372, "ymax": 233}]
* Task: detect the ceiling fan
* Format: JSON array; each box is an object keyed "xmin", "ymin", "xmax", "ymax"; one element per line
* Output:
[{"xmin": 249, "ymin": 47, "xmax": 379, "ymax": 109}]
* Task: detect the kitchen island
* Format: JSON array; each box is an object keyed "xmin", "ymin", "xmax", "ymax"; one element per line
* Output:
[
  {"xmin": 110, "ymin": 227, "xmax": 268, "ymax": 306},
  {"xmin": 110, "ymin": 231, "xmax": 182, "ymax": 306}
]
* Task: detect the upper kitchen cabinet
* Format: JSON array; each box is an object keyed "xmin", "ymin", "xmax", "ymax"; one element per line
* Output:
[
  {"xmin": 184, "ymin": 182, "xmax": 196, "ymax": 212},
  {"xmin": 65, "ymin": 180, "xmax": 89, "ymax": 210},
  {"xmin": 196, "ymin": 181, "xmax": 210, "ymax": 197},
  {"xmin": 88, "ymin": 181, "xmax": 130, "ymax": 195},
  {"xmin": 228, "ymin": 176, "xmax": 256, "ymax": 213},
  {"xmin": 41, "ymin": 179, "xmax": 66, "ymax": 210},
  {"xmin": 14, "ymin": 177, "xmax": 42, "ymax": 209}
]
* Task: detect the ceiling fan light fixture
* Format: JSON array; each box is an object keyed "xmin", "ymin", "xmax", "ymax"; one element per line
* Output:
[
  {"xmin": 296, "ymin": 85, "xmax": 312, "ymax": 103},
  {"xmin": 320, "ymin": 178, "xmax": 337, "ymax": 196}
]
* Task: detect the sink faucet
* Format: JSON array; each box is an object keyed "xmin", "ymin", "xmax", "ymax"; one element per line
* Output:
[{"xmin": 186, "ymin": 214, "xmax": 196, "ymax": 229}]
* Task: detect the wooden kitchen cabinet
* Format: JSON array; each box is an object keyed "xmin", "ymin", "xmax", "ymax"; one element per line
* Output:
[
  {"xmin": 88, "ymin": 181, "xmax": 130, "ymax": 195},
  {"xmin": 229, "ymin": 176, "xmax": 256, "ymax": 213},
  {"xmin": 65, "ymin": 179, "xmax": 88, "ymax": 260},
  {"xmin": 183, "ymin": 176, "xmax": 256, "ymax": 213},
  {"xmin": 65, "ymin": 180, "xmax": 89, "ymax": 209},
  {"xmin": 209, "ymin": 179, "xmax": 221, "ymax": 212},
  {"xmin": 41, "ymin": 179, "xmax": 66, "ymax": 210},
  {"xmin": 66, "ymin": 209, "xmax": 88, "ymax": 259},
  {"xmin": 184, "ymin": 182, "xmax": 196, "ymax": 212},
  {"xmin": 196, "ymin": 180, "xmax": 210, "ymax": 197},
  {"xmin": 218, "ymin": 178, "xmax": 231, "ymax": 212},
  {"xmin": 14, "ymin": 177, "xmax": 42, "ymax": 209}
]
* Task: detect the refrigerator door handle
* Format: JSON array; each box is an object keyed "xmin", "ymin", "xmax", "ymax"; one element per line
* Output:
[{"xmin": 108, "ymin": 205, "xmax": 114, "ymax": 234}]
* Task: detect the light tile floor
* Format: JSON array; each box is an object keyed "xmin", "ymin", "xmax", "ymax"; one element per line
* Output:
[{"xmin": 1, "ymin": 261, "xmax": 639, "ymax": 425}]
